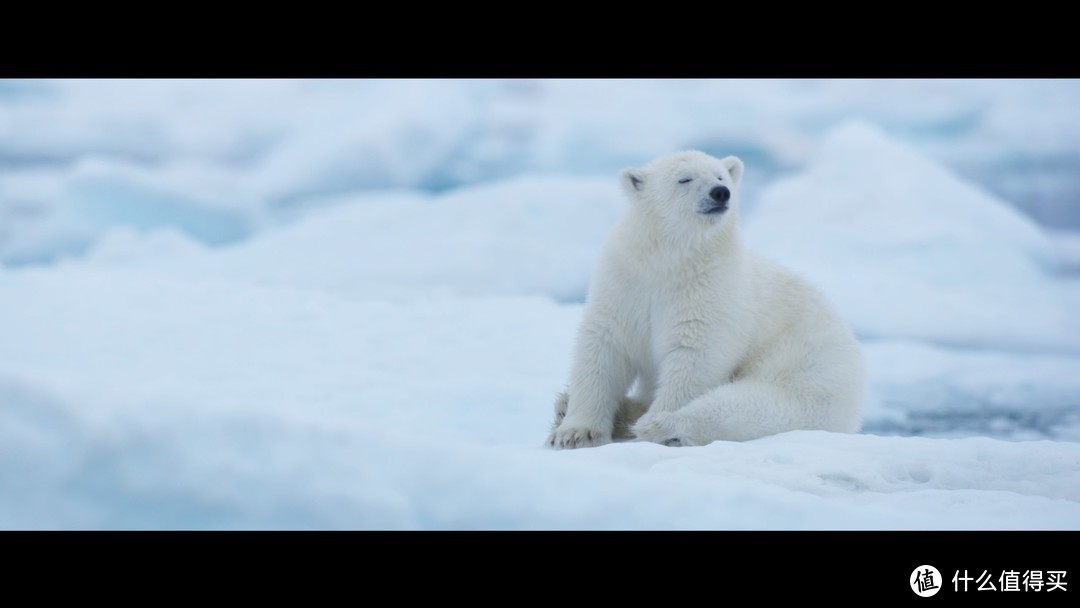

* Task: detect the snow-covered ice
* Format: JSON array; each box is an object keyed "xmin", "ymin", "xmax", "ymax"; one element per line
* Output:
[
  {"xmin": 5, "ymin": 79, "xmax": 1080, "ymax": 267},
  {"xmin": 745, "ymin": 121, "xmax": 1080, "ymax": 354},
  {"xmin": 1, "ymin": 80, "xmax": 1078, "ymax": 529}
]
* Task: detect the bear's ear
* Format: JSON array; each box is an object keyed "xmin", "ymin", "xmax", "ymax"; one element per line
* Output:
[
  {"xmin": 721, "ymin": 156, "xmax": 744, "ymax": 186},
  {"xmin": 619, "ymin": 168, "xmax": 646, "ymax": 196}
]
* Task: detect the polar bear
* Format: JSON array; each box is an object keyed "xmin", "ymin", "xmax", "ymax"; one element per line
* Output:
[{"xmin": 547, "ymin": 150, "xmax": 865, "ymax": 449}]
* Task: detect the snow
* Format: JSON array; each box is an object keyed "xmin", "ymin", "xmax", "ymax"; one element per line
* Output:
[
  {"xmin": 862, "ymin": 341, "xmax": 1080, "ymax": 442},
  {"xmin": 1, "ymin": 80, "xmax": 1079, "ymax": 529},
  {"xmin": 5, "ymin": 79, "xmax": 1080, "ymax": 268},
  {"xmin": 745, "ymin": 121, "xmax": 1080, "ymax": 354},
  {"xmin": 133, "ymin": 175, "xmax": 625, "ymax": 303}
]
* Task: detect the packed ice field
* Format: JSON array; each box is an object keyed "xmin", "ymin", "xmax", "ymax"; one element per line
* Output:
[{"xmin": 1, "ymin": 79, "xmax": 1078, "ymax": 529}]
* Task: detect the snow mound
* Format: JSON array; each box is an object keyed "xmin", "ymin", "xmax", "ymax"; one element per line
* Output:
[
  {"xmin": 83, "ymin": 175, "xmax": 625, "ymax": 302},
  {"xmin": 746, "ymin": 120, "xmax": 1080, "ymax": 354}
]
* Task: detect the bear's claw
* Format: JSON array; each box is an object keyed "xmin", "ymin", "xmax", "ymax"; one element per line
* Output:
[
  {"xmin": 547, "ymin": 426, "xmax": 611, "ymax": 449},
  {"xmin": 632, "ymin": 411, "xmax": 691, "ymax": 446}
]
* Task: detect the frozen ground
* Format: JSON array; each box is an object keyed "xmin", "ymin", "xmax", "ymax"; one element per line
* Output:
[{"xmin": 1, "ymin": 80, "xmax": 1078, "ymax": 529}]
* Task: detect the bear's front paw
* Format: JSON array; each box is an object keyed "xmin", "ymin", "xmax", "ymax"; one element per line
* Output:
[
  {"xmin": 547, "ymin": 425, "xmax": 612, "ymax": 450},
  {"xmin": 549, "ymin": 391, "xmax": 569, "ymax": 433},
  {"xmin": 631, "ymin": 411, "xmax": 691, "ymax": 446}
]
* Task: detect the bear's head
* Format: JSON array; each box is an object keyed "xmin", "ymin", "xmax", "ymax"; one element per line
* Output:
[{"xmin": 619, "ymin": 151, "xmax": 744, "ymax": 241}]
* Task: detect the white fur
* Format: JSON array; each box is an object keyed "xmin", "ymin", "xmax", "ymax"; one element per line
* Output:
[{"xmin": 547, "ymin": 150, "xmax": 865, "ymax": 449}]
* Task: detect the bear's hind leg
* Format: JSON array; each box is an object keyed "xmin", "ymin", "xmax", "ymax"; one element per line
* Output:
[{"xmin": 633, "ymin": 380, "xmax": 852, "ymax": 446}]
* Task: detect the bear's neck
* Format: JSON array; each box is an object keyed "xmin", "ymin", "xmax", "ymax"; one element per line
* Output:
[
  {"xmin": 635, "ymin": 209, "xmax": 744, "ymax": 270},
  {"xmin": 694, "ymin": 220, "xmax": 743, "ymax": 268},
  {"xmin": 690, "ymin": 209, "xmax": 742, "ymax": 254}
]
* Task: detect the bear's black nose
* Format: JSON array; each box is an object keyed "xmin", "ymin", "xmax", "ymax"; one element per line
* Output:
[{"xmin": 710, "ymin": 186, "xmax": 730, "ymax": 203}]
